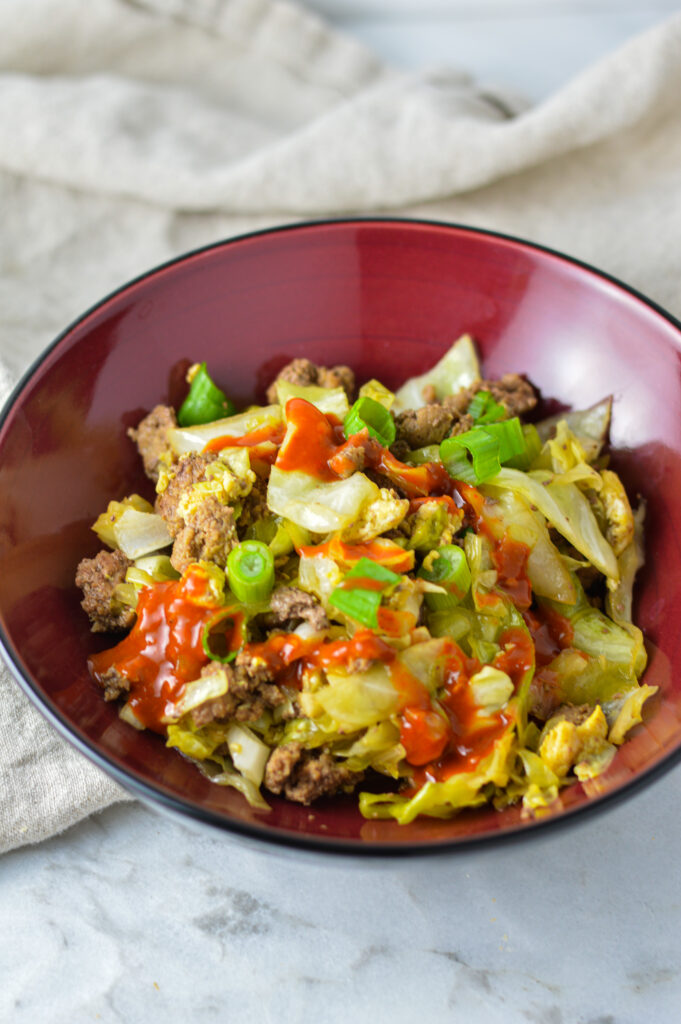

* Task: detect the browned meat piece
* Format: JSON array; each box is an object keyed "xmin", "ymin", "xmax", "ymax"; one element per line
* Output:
[
  {"xmin": 99, "ymin": 665, "xmax": 130, "ymax": 701},
  {"xmin": 191, "ymin": 691, "xmax": 236, "ymax": 727},
  {"xmin": 267, "ymin": 358, "xmax": 318, "ymax": 398},
  {"xmin": 236, "ymin": 473, "xmax": 269, "ymax": 536},
  {"xmin": 328, "ymin": 441, "xmax": 366, "ymax": 478},
  {"xmin": 442, "ymin": 390, "xmax": 472, "ymax": 417},
  {"xmin": 448, "ymin": 412, "xmax": 475, "ymax": 437},
  {"xmin": 264, "ymin": 742, "xmax": 363, "ymax": 804},
  {"xmin": 528, "ymin": 674, "xmax": 563, "ymax": 722},
  {"xmin": 389, "ymin": 439, "xmax": 411, "ymax": 462},
  {"xmin": 232, "ymin": 650, "xmax": 287, "ymax": 719},
  {"xmin": 75, "ymin": 549, "xmax": 135, "ymax": 633},
  {"xmin": 484, "ymin": 374, "xmax": 538, "ymax": 417},
  {"xmin": 316, "ymin": 364, "xmax": 355, "ymax": 398},
  {"xmin": 232, "ymin": 649, "xmax": 285, "ymax": 707},
  {"xmin": 127, "ymin": 405, "xmax": 177, "ymax": 482},
  {"xmin": 170, "ymin": 495, "xmax": 238, "ymax": 572},
  {"xmin": 265, "ymin": 358, "xmax": 355, "ymax": 404},
  {"xmin": 394, "ymin": 405, "xmax": 454, "ymax": 449},
  {"xmin": 189, "ymin": 658, "xmax": 288, "ymax": 726},
  {"xmin": 551, "ymin": 703, "xmax": 593, "ymax": 726},
  {"xmin": 442, "ymin": 374, "xmax": 537, "ymax": 420},
  {"xmin": 269, "ymin": 586, "xmax": 328, "ymax": 631},
  {"xmin": 155, "ymin": 451, "xmax": 219, "ymax": 535}
]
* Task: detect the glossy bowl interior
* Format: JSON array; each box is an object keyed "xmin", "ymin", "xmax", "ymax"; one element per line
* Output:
[{"xmin": 2, "ymin": 219, "xmax": 681, "ymax": 856}]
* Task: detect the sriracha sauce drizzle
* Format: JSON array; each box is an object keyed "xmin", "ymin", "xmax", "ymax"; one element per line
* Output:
[
  {"xmin": 89, "ymin": 569, "xmax": 225, "ymax": 733},
  {"xmin": 91, "ymin": 398, "xmax": 538, "ymax": 786}
]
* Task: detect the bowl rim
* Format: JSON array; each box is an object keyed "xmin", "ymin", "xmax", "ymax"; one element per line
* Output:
[{"xmin": 2, "ymin": 215, "xmax": 681, "ymax": 858}]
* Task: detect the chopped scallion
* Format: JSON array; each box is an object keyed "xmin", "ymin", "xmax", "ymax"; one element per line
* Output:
[
  {"xmin": 467, "ymin": 390, "xmax": 506, "ymax": 424},
  {"xmin": 202, "ymin": 607, "xmax": 240, "ymax": 663},
  {"xmin": 344, "ymin": 557, "xmax": 401, "ymax": 586},
  {"xmin": 227, "ymin": 541, "xmax": 274, "ymax": 604},
  {"xmin": 483, "ymin": 417, "xmax": 526, "ymax": 462},
  {"xmin": 505, "ymin": 424, "xmax": 542, "ymax": 470},
  {"xmin": 178, "ymin": 362, "xmax": 236, "ymax": 427},
  {"xmin": 440, "ymin": 428, "xmax": 501, "ymax": 484},
  {"xmin": 440, "ymin": 417, "xmax": 528, "ymax": 484},
  {"xmin": 418, "ymin": 545, "xmax": 471, "ymax": 610},
  {"xmin": 344, "ymin": 396, "xmax": 396, "ymax": 447},
  {"xmin": 328, "ymin": 587, "xmax": 382, "ymax": 628},
  {"xmin": 328, "ymin": 557, "xmax": 401, "ymax": 627}
]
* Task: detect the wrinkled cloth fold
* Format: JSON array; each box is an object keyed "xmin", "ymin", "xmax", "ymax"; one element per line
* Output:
[
  {"xmin": 1, "ymin": 0, "xmax": 680, "ymax": 853},
  {"xmin": 0, "ymin": 362, "xmax": 132, "ymax": 856}
]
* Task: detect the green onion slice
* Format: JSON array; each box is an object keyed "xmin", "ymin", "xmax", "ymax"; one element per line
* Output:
[
  {"xmin": 178, "ymin": 362, "xmax": 237, "ymax": 427},
  {"xmin": 467, "ymin": 390, "xmax": 506, "ymax": 424},
  {"xmin": 328, "ymin": 557, "xmax": 401, "ymax": 627},
  {"xmin": 505, "ymin": 424, "xmax": 542, "ymax": 470},
  {"xmin": 344, "ymin": 396, "xmax": 396, "ymax": 447},
  {"xmin": 404, "ymin": 444, "xmax": 442, "ymax": 466},
  {"xmin": 418, "ymin": 545, "xmax": 471, "ymax": 610},
  {"xmin": 483, "ymin": 418, "xmax": 526, "ymax": 462},
  {"xmin": 344, "ymin": 557, "xmax": 401, "ymax": 586},
  {"xmin": 440, "ymin": 428, "xmax": 501, "ymax": 484},
  {"xmin": 328, "ymin": 587, "xmax": 382, "ymax": 629},
  {"xmin": 202, "ymin": 607, "xmax": 240, "ymax": 663},
  {"xmin": 440, "ymin": 417, "xmax": 527, "ymax": 484},
  {"xmin": 227, "ymin": 541, "xmax": 275, "ymax": 604}
]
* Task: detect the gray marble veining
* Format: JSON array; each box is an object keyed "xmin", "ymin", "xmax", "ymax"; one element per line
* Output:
[{"xmin": 3, "ymin": 759, "xmax": 681, "ymax": 1023}]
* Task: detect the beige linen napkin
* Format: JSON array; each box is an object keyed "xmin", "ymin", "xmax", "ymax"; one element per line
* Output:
[
  {"xmin": 0, "ymin": 363, "xmax": 133, "ymax": 854},
  {"xmin": 1, "ymin": 0, "xmax": 680, "ymax": 853}
]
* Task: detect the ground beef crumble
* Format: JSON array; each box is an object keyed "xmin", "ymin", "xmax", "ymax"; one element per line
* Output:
[
  {"xmin": 155, "ymin": 452, "xmax": 219, "ymax": 535},
  {"xmin": 170, "ymin": 496, "xmax": 238, "ymax": 573},
  {"xmin": 394, "ymin": 404, "xmax": 454, "ymax": 449},
  {"xmin": 98, "ymin": 665, "xmax": 131, "ymax": 701},
  {"xmin": 264, "ymin": 741, "xmax": 364, "ymax": 804},
  {"xmin": 127, "ymin": 404, "xmax": 177, "ymax": 482},
  {"xmin": 268, "ymin": 586, "xmax": 328, "ymax": 632},
  {"xmin": 191, "ymin": 655, "xmax": 288, "ymax": 726},
  {"xmin": 265, "ymin": 358, "xmax": 355, "ymax": 404},
  {"xmin": 155, "ymin": 451, "xmax": 242, "ymax": 570},
  {"xmin": 442, "ymin": 374, "xmax": 537, "ymax": 421},
  {"xmin": 75, "ymin": 548, "xmax": 135, "ymax": 633},
  {"xmin": 391, "ymin": 374, "xmax": 536, "ymax": 454}
]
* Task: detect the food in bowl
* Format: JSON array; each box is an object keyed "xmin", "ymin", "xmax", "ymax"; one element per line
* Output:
[{"xmin": 75, "ymin": 335, "xmax": 655, "ymax": 823}]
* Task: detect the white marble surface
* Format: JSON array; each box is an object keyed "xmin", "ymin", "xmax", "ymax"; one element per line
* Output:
[
  {"xmin": 303, "ymin": 0, "xmax": 681, "ymax": 101},
  {"xmin": 5, "ymin": 4, "xmax": 681, "ymax": 1023},
  {"xmin": 3, "ymin": 769, "xmax": 681, "ymax": 1023}
]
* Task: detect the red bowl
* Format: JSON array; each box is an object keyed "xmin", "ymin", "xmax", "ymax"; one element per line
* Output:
[{"xmin": 2, "ymin": 219, "xmax": 680, "ymax": 856}]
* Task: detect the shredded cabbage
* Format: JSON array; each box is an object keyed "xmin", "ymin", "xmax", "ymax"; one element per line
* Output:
[
  {"xmin": 168, "ymin": 404, "xmax": 282, "ymax": 455},
  {"xmin": 83, "ymin": 335, "xmax": 656, "ymax": 826},
  {"xmin": 393, "ymin": 334, "xmax": 480, "ymax": 412},
  {"xmin": 277, "ymin": 381, "xmax": 350, "ymax": 420},
  {"xmin": 267, "ymin": 466, "xmax": 379, "ymax": 532},
  {"xmin": 493, "ymin": 468, "xmax": 619, "ymax": 581}
]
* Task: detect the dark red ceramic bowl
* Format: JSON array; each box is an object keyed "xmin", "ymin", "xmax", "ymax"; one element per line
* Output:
[{"xmin": 2, "ymin": 219, "xmax": 681, "ymax": 857}]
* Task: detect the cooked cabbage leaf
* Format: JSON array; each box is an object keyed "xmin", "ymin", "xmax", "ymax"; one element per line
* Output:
[
  {"xmin": 493, "ymin": 468, "xmax": 619, "ymax": 580},
  {"xmin": 393, "ymin": 334, "xmax": 480, "ymax": 413},
  {"xmin": 480, "ymin": 485, "xmax": 576, "ymax": 604},
  {"xmin": 276, "ymin": 381, "xmax": 349, "ymax": 420},
  {"xmin": 168, "ymin": 404, "xmax": 282, "ymax": 455},
  {"xmin": 536, "ymin": 397, "xmax": 612, "ymax": 462},
  {"xmin": 359, "ymin": 729, "xmax": 514, "ymax": 823},
  {"xmin": 267, "ymin": 466, "xmax": 379, "ymax": 532}
]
